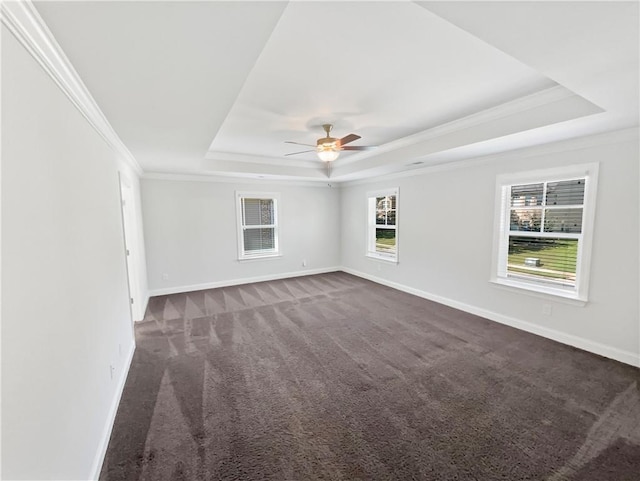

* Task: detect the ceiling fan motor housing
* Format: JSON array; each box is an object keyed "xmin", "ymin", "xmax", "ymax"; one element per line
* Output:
[
  {"xmin": 317, "ymin": 137, "xmax": 338, "ymax": 149},
  {"xmin": 284, "ymin": 123, "xmax": 371, "ymax": 162}
]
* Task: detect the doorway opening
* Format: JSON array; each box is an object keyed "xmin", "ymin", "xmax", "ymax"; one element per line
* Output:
[{"xmin": 119, "ymin": 174, "xmax": 144, "ymax": 322}]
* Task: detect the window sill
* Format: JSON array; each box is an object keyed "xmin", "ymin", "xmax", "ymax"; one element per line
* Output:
[
  {"xmin": 366, "ymin": 253, "xmax": 398, "ymax": 264},
  {"xmin": 238, "ymin": 253, "xmax": 282, "ymax": 262},
  {"xmin": 490, "ymin": 277, "xmax": 587, "ymax": 306}
]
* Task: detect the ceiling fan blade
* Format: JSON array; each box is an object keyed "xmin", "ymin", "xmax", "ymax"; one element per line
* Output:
[
  {"xmin": 339, "ymin": 133, "xmax": 361, "ymax": 146},
  {"xmin": 341, "ymin": 146, "xmax": 376, "ymax": 151},
  {"xmin": 285, "ymin": 149, "xmax": 316, "ymax": 156},
  {"xmin": 285, "ymin": 141, "xmax": 315, "ymax": 147}
]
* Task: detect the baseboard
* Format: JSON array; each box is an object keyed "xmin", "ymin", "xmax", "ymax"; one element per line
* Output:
[
  {"xmin": 341, "ymin": 267, "xmax": 640, "ymax": 368},
  {"xmin": 88, "ymin": 340, "xmax": 136, "ymax": 480},
  {"xmin": 147, "ymin": 266, "xmax": 342, "ymax": 297}
]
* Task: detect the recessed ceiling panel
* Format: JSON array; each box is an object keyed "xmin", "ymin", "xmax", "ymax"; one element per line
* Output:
[
  {"xmin": 31, "ymin": 1, "xmax": 634, "ymax": 181},
  {"xmin": 34, "ymin": 1, "xmax": 288, "ymax": 172},
  {"xmin": 208, "ymin": 1, "xmax": 556, "ymax": 162}
]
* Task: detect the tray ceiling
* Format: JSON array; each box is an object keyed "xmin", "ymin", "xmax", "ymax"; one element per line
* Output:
[{"xmin": 34, "ymin": 1, "xmax": 638, "ymax": 182}]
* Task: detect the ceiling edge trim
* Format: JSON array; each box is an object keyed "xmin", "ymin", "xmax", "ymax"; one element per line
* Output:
[
  {"xmin": 1, "ymin": 0, "xmax": 143, "ymax": 175},
  {"xmin": 142, "ymin": 172, "xmax": 335, "ymax": 188},
  {"xmin": 338, "ymin": 126, "xmax": 639, "ymax": 188},
  {"xmin": 205, "ymin": 150, "xmax": 320, "ymax": 169},
  {"xmin": 336, "ymin": 84, "xmax": 584, "ymax": 167}
]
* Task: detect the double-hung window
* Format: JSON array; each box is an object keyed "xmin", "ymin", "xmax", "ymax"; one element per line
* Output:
[
  {"xmin": 367, "ymin": 188, "xmax": 399, "ymax": 262},
  {"xmin": 492, "ymin": 163, "xmax": 598, "ymax": 301},
  {"xmin": 236, "ymin": 192, "xmax": 280, "ymax": 260}
]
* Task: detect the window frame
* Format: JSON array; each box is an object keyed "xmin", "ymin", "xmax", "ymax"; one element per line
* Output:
[
  {"xmin": 236, "ymin": 191, "xmax": 281, "ymax": 261},
  {"xmin": 491, "ymin": 163, "xmax": 599, "ymax": 302},
  {"xmin": 366, "ymin": 188, "xmax": 399, "ymax": 263}
]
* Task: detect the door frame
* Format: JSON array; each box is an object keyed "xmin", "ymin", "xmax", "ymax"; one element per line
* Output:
[{"xmin": 118, "ymin": 173, "xmax": 143, "ymax": 322}]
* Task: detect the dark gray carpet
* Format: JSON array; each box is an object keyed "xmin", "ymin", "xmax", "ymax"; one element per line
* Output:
[{"xmin": 100, "ymin": 272, "xmax": 640, "ymax": 481}]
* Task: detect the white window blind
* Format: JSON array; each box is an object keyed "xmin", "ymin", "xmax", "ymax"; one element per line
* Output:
[
  {"xmin": 367, "ymin": 189, "xmax": 398, "ymax": 262},
  {"xmin": 493, "ymin": 163, "xmax": 598, "ymax": 301},
  {"xmin": 508, "ymin": 179, "xmax": 585, "ymax": 288},
  {"xmin": 237, "ymin": 194, "xmax": 280, "ymax": 259}
]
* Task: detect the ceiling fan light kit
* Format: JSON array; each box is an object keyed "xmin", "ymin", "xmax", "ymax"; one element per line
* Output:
[
  {"xmin": 316, "ymin": 124, "xmax": 340, "ymax": 161},
  {"xmin": 317, "ymin": 146, "xmax": 340, "ymax": 162},
  {"xmin": 285, "ymin": 123, "xmax": 375, "ymax": 163}
]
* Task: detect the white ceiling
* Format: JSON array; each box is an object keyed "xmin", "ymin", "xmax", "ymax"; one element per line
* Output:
[{"xmin": 34, "ymin": 1, "xmax": 639, "ymax": 182}]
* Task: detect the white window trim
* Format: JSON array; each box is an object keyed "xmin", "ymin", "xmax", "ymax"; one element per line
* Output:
[
  {"xmin": 366, "ymin": 187, "xmax": 399, "ymax": 263},
  {"xmin": 490, "ymin": 163, "xmax": 599, "ymax": 303},
  {"xmin": 236, "ymin": 191, "xmax": 281, "ymax": 261}
]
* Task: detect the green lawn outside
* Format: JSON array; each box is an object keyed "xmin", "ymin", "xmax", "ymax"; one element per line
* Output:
[
  {"xmin": 508, "ymin": 238, "xmax": 577, "ymax": 282},
  {"xmin": 507, "ymin": 266, "xmax": 573, "ymax": 281},
  {"xmin": 376, "ymin": 238, "xmax": 396, "ymax": 246},
  {"xmin": 376, "ymin": 231, "xmax": 396, "ymax": 253}
]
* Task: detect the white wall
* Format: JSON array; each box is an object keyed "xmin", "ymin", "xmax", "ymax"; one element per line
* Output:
[
  {"xmin": 142, "ymin": 178, "xmax": 341, "ymax": 294},
  {"xmin": 340, "ymin": 132, "xmax": 639, "ymax": 365},
  {"xmin": 1, "ymin": 23, "xmax": 141, "ymax": 480}
]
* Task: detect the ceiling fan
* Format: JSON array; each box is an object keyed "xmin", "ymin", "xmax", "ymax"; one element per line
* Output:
[{"xmin": 285, "ymin": 124, "xmax": 375, "ymax": 162}]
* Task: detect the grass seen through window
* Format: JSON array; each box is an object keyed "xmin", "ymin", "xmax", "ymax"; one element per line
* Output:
[
  {"xmin": 375, "ymin": 228, "xmax": 396, "ymax": 253},
  {"xmin": 508, "ymin": 237, "xmax": 577, "ymax": 284}
]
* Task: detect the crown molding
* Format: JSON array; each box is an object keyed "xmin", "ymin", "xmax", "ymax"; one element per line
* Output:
[
  {"xmin": 339, "ymin": 126, "xmax": 639, "ymax": 188},
  {"xmin": 336, "ymin": 85, "xmax": 595, "ymax": 167},
  {"xmin": 147, "ymin": 126, "xmax": 637, "ymax": 187},
  {"xmin": 1, "ymin": 0, "xmax": 143, "ymax": 175},
  {"xmin": 205, "ymin": 150, "xmax": 319, "ymax": 169},
  {"xmin": 142, "ymin": 171, "xmax": 336, "ymax": 188}
]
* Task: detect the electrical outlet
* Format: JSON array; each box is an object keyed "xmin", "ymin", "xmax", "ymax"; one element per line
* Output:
[
  {"xmin": 302, "ymin": 259, "xmax": 307, "ymax": 267},
  {"xmin": 109, "ymin": 364, "xmax": 116, "ymax": 380},
  {"xmin": 542, "ymin": 304, "xmax": 553, "ymax": 316},
  {"xmin": 162, "ymin": 273, "xmax": 169, "ymax": 280}
]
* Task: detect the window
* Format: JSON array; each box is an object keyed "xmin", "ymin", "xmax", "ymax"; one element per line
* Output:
[
  {"xmin": 492, "ymin": 163, "xmax": 599, "ymax": 301},
  {"xmin": 236, "ymin": 192, "xmax": 280, "ymax": 259},
  {"xmin": 367, "ymin": 188, "xmax": 398, "ymax": 262}
]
